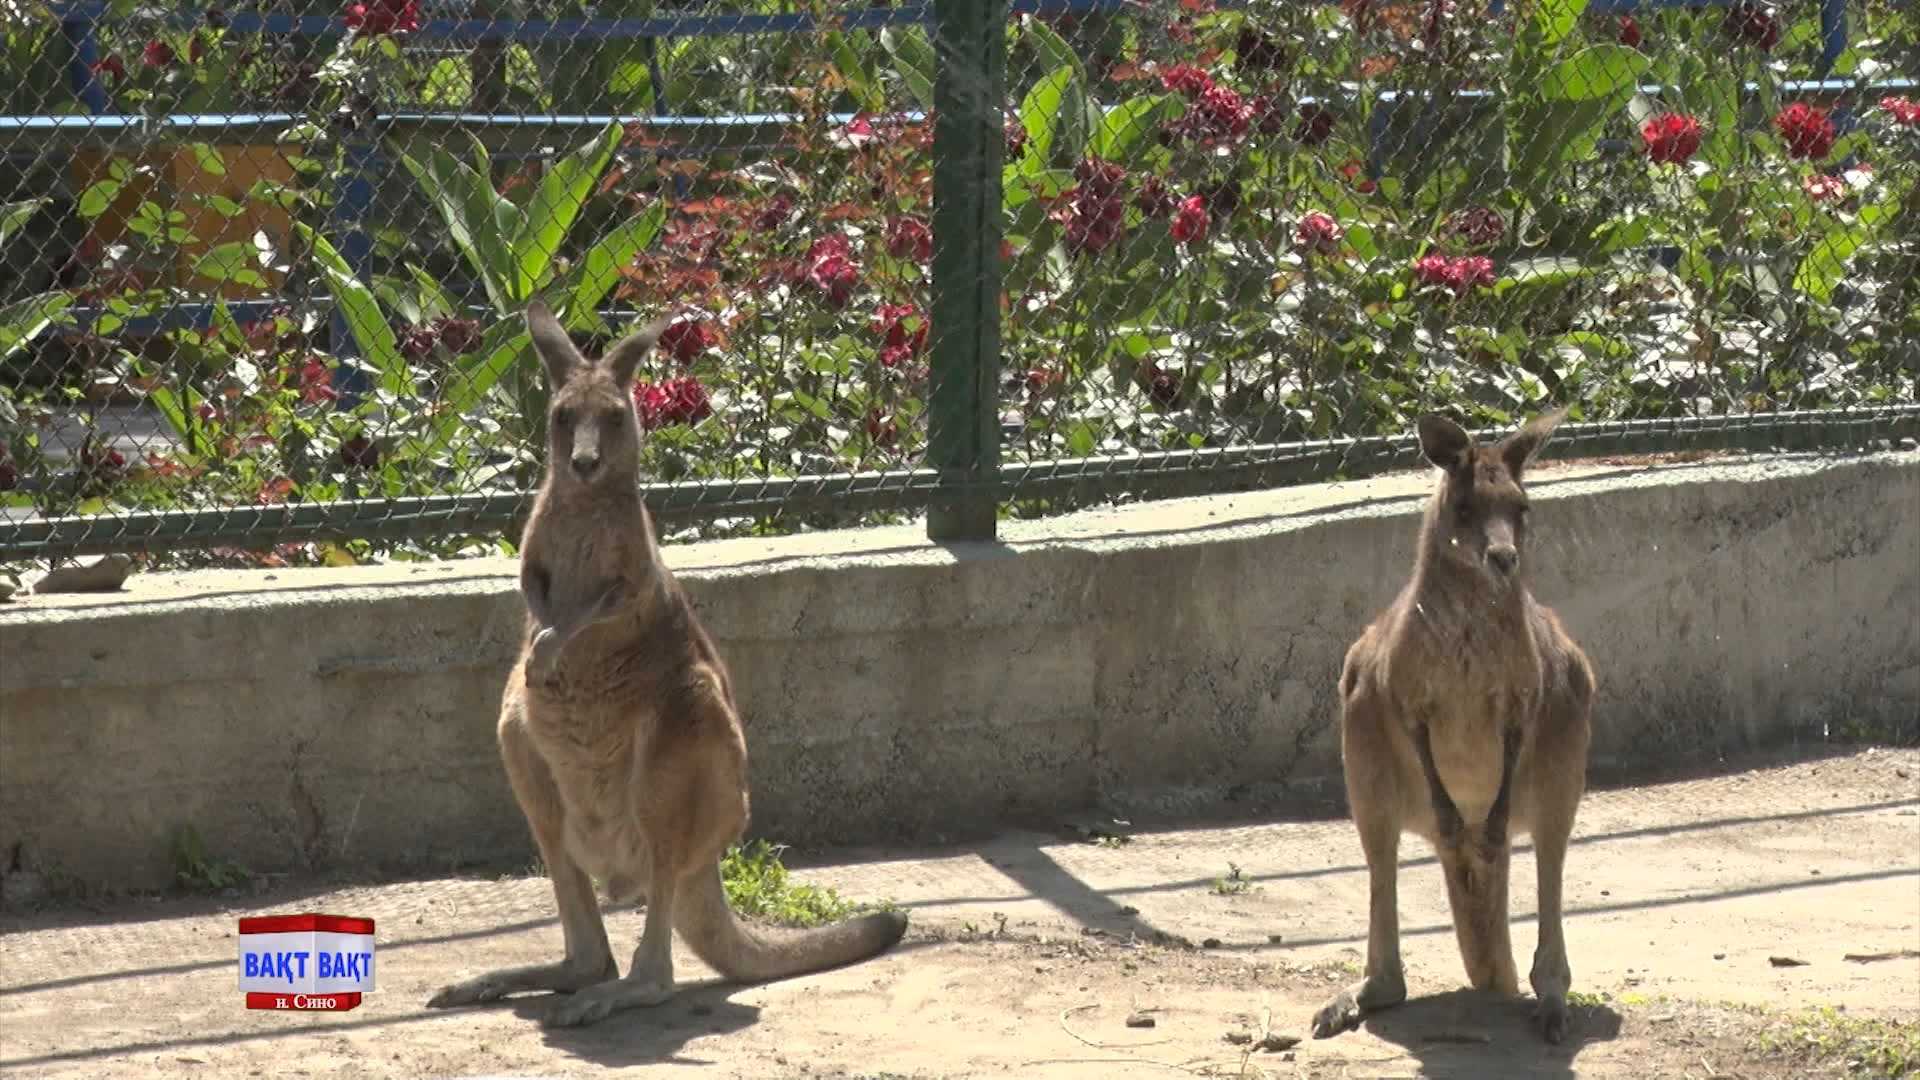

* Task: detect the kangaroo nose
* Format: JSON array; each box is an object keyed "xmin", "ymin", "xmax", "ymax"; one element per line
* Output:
[
  {"xmin": 570, "ymin": 451, "xmax": 600, "ymax": 477},
  {"xmin": 1487, "ymin": 545, "xmax": 1519, "ymax": 575}
]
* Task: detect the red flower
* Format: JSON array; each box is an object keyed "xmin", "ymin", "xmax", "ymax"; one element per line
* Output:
[
  {"xmin": 632, "ymin": 376, "xmax": 712, "ymax": 430},
  {"xmin": 1340, "ymin": 159, "xmax": 1377, "ymax": 194},
  {"xmin": 1294, "ymin": 212, "xmax": 1344, "ymax": 255},
  {"xmin": 886, "ymin": 215, "xmax": 933, "ymax": 262},
  {"xmin": 1234, "ymin": 27, "xmax": 1286, "ymax": 72},
  {"xmin": 1616, "ymin": 15, "xmax": 1643, "ymax": 48},
  {"xmin": 1802, "ymin": 173, "xmax": 1846, "ymax": 202},
  {"xmin": 1141, "ymin": 363, "xmax": 1183, "ymax": 408},
  {"xmin": 78, "ymin": 435, "xmax": 126, "ymax": 480},
  {"xmin": 344, "ymin": 0, "xmax": 419, "ymax": 35},
  {"xmin": 1414, "ymin": 253, "xmax": 1495, "ymax": 296},
  {"xmin": 1135, "ymin": 176, "xmax": 1177, "ymax": 218},
  {"xmin": 90, "ymin": 55, "xmax": 127, "ymax": 83},
  {"xmin": 1881, "ymin": 96, "xmax": 1920, "ymax": 127},
  {"xmin": 1158, "ymin": 64, "xmax": 1215, "ymax": 97},
  {"xmin": 1021, "ymin": 368, "xmax": 1060, "ymax": 395},
  {"xmin": 255, "ymin": 476, "xmax": 295, "ymax": 505},
  {"xmin": 1292, "ymin": 103, "xmax": 1337, "ymax": 146},
  {"xmin": 753, "ymin": 194, "xmax": 794, "ymax": 231},
  {"xmin": 1193, "ymin": 84, "xmax": 1254, "ymax": 139},
  {"xmin": 142, "ymin": 40, "xmax": 176, "ymax": 67},
  {"xmin": 189, "ymin": 33, "xmax": 206, "ymax": 63},
  {"xmin": 872, "ymin": 303, "xmax": 929, "ymax": 360},
  {"xmin": 1054, "ymin": 158, "xmax": 1130, "ymax": 256},
  {"xmin": 339, "ymin": 434, "xmax": 380, "ymax": 471},
  {"xmin": 1171, "ymin": 195, "xmax": 1209, "ymax": 247},
  {"xmin": 436, "ymin": 317, "xmax": 481, "ymax": 355},
  {"xmin": 805, "ymin": 234, "xmax": 861, "ymax": 308},
  {"xmin": 1005, "ymin": 116, "xmax": 1029, "ymax": 159},
  {"xmin": 1774, "ymin": 102, "xmax": 1836, "ymax": 161},
  {"xmin": 296, "ymin": 357, "xmax": 338, "ymax": 404},
  {"xmin": 0, "ymin": 444, "xmax": 17, "ymax": 492},
  {"xmin": 864, "ymin": 408, "xmax": 899, "ymax": 447},
  {"xmin": 1641, "ymin": 112, "xmax": 1704, "ymax": 165},
  {"xmin": 1447, "ymin": 206, "xmax": 1504, "ymax": 247},
  {"xmin": 658, "ymin": 319, "xmax": 718, "ymax": 365},
  {"xmin": 1722, "ymin": 2, "xmax": 1780, "ymax": 51}
]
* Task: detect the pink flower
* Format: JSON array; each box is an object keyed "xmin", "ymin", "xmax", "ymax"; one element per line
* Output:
[
  {"xmin": 1171, "ymin": 195, "xmax": 1209, "ymax": 247},
  {"xmin": 296, "ymin": 357, "xmax": 338, "ymax": 404},
  {"xmin": 1054, "ymin": 158, "xmax": 1129, "ymax": 256},
  {"xmin": 1294, "ymin": 212, "xmax": 1344, "ymax": 255},
  {"xmin": 885, "ymin": 216, "xmax": 933, "ymax": 262},
  {"xmin": 804, "ymin": 234, "xmax": 861, "ymax": 308},
  {"xmin": 1193, "ymin": 84, "xmax": 1254, "ymax": 139},
  {"xmin": 1158, "ymin": 64, "xmax": 1215, "ymax": 97},
  {"xmin": 344, "ymin": 0, "xmax": 419, "ymax": 35},
  {"xmin": 872, "ymin": 303, "xmax": 928, "ymax": 360},
  {"xmin": 1802, "ymin": 173, "xmax": 1846, "ymax": 202},
  {"xmin": 632, "ymin": 376, "xmax": 712, "ymax": 430},
  {"xmin": 1722, "ymin": 2, "xmax": 1780, "ymax": 51},
  {"xmin": 1774, "ymin": 102, "xmax": 1836, "ymax": 160},
  {"xmin": 657, "ymin": 319, "xmax": 718, "ymax": 365},
  {"xmin": 1447, "ymin": 206, "xmax": 1504, "ymax": 247},
  {"xmin": 1881, "ymin": 96, "xmax": 1920, "ymax": 127},
  {"xmin": 1414, "ymin": 253, "xmax": 1495, "ymax": 297}
]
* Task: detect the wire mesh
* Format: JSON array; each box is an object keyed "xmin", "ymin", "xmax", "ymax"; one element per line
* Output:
[{"xmin": 0, "ymin": 0, "xmax": 1915, "ymax": 568}]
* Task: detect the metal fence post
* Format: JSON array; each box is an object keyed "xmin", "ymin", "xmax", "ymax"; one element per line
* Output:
[{"xmin": 926, "ymin": 0, "xmax": 1005, "ymax": 543}]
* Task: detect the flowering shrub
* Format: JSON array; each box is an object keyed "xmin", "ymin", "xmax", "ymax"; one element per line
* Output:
[{"xmin": 0, "ymin": 0, "xmax": 1915, "ymax": 563}]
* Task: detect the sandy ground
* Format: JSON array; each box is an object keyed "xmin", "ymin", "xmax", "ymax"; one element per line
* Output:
[{"xmin": 2, "ymin": 748, "xmax": 1916, "ymax": 1080}]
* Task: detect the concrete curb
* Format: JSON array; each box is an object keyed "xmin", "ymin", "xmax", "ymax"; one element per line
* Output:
[{"xmin": 3, "ymin": 451, "xmax": 1915, "ymax": 893}]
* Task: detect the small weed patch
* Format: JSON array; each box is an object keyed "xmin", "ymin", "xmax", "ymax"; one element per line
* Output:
[
  {"xmin": 1757, "ymin": 1006, "xmax": 1920, "ymax": 1079},
  {"xmin": 721, "ymin": 839, "xmax": 893, "ymax": 928},
  {"xmin": 169, "ymin": 825, "xmax": 249, "ymax": 892},
  {"xmin": 1212, "ymin": 863, "xmax": 1253, "ymax": 896}
]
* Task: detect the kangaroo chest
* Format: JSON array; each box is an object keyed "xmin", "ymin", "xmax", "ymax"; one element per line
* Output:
[{"xmin": 1389, "ymin": 611, "xmax": 1545, "ymax": 827}]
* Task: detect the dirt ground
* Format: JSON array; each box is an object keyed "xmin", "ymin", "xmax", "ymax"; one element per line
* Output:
[{"xmin": 2, "ymin": 748, "xmax": 1916, "ymax": 1080}]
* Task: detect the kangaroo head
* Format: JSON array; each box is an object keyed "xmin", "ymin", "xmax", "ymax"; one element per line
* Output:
[
  {"xmin": 526, "ymin": 301, "xmax": 672, "ymax": 492},
  {"xmin": 1415, "ymin": 408, "xmax": 1567, "ymax": 586}
]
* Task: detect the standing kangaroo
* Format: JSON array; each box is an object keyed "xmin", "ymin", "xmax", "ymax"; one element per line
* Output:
[
  {"xmin": 427, "ymin": 302, "xmax": 908, "ymax": 1028},
  {"xmin": 1310, "ymin": 409, "xmax": 1595, "ymax": 1045}
]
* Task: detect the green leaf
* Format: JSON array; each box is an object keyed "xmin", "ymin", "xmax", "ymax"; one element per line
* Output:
[
  {"xmin": 1090, "ymin": 94, "xmax": 1183, "ymax": 163},
  {"xmin": 1495, "ymin": 256, "xmax": 1593, "ymax": 292},
  {"xmin": 1793, "ymin": 198, "xmax": 1899, "ymax": 304},
  {"xmin": 206, "ymin": 194, "xmax": 246, "ymax": 217},
  {"xmin": 435, "ymin": 318, "xmax": 532, "ymax": 450},
  {"xmin": 878, "ymin": 26, "xmax": 936, "ymax": 112},
  {"xmin": 827, "ymin": 31, "xmax": 886, "ymax": 114},
  {"xmin": 189, "ymin": 142, "xmax": 226, "ymax": 176},
  {"xmin": 510, "ymin": 120, "xmax": 624, "ymax": 303},
  {"xmin": 77, "ymin": 179, "xmax": 121, "ymax": 220},
  {"xmin": 1, "ymin": 198, "xmax": 48, "ymax": 247},
  {"xmin": 1022, "ymin": 16, "xmax": 1086, "ymax": 86},
  {"xmin": 557, "ymin": 199, "xmax": 669, "ymax": 329},
  {"xmin": 421, "ymin": 57, "xmax": 473, "ymax": 107},
  {"xmin": 0, "ymin": 292, "xmax": 73, "ymax": 360},
  {"xmin": 406, "ymin": 263, "xmax": 463, "ymax": 322},
  {"xmin": 1539, "ymin": 45, "xmax": 1647, "ymax": 102},
  {"xmin": 191, "ymin": 242, "xmax": 268, "ymax": 288},
  {"xmin": 1531, "ymin": 0, "xmax": 1590, "ymax": 49},
  {"xmin": 396, "ymin": 140, "xmax": 518, "ymax": 311},
  {"xmin": 294, "ymin": 221, "xmax": 412, "ymax": 397},
  {"xmin": 1019, "ymin": 65, "xmax": 1088, "ymax": 169}
]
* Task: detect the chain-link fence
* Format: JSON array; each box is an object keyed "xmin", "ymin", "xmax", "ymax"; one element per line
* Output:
[{"xmin": 1, "ymin": 0, "xmax": 1915, "ymax": 567}]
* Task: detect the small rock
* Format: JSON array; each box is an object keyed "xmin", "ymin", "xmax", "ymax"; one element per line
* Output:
[
  {"xmin": 1268, "ymin": 934, "xmax": 1284, "ymax": 944},
  {"xmin": 1256, "ymin": 1033, "xmax": 1301, "ymax": 1052},
  {"xmin": 1125, "ymin": 1012, "xmax": 1156, "ymax": 1029},
  {"xmin": 1224, "ymin": 1032, "xmax": 1253, "ymax": 1046},
  {"xmin": 1769, "ymin": 955, "xmax": 1809, "ymax": 968},
  {"xmin": 1119, "ymin": 905, "xmax": 1139, "ymax": 916},
  {"xmin": 1714, "ymin": 952, "xmax": 1726, "ymax": 960},
  {"xmin": 1202, "ymin": 937, "xmax": 1222, "ymax": 949},
  {"xmin": 33, "ymin": 554, "xmax": 134, "ymax": 594}
]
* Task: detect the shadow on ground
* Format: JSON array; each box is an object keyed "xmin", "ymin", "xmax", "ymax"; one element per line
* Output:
[{"xmin": 1354, "ymin": 988, "xmax": 1625, "ymax": 1080}]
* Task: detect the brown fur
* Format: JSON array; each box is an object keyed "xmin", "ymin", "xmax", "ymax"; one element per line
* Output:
[
  {"xmin": 1310, "ymin": 409, "xmax": 1596, "ymax": 1045},
  {"xmin": 426, "ymin": 302, "xmax": 908, "ymax": 1028}
]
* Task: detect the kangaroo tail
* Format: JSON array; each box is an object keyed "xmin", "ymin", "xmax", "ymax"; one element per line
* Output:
[{"xmin": 675, "ymin": 866, "xmax": 909, "ymax": 984}]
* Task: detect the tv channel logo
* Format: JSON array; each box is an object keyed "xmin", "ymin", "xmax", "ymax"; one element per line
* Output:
[{"xmin": 237, "ymin": 913, "xmax": 376, "ymax": 1011}]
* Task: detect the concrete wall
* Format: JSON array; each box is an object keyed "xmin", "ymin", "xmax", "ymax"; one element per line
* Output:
[{"xmin": 2, "ymin": 451, "xmax": 1915, "ymax": 894}]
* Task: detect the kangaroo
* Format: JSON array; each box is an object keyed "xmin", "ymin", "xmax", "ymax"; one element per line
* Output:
[
  {"xmin": 427, "ymin": 301, "xmax": 909, "ymax": 1028},
  {"xmin": 1310, "ymin": 409, "xmax": 1595, "ymax": 1045}
]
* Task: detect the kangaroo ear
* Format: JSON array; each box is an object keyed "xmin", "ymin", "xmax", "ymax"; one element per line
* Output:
[
  {"xmin": 1416, "ymin": 413, "xmax": 1473, "ymax": 475},
  {"xmin": 1500, "ymin": 407, "xmax": 1568, "ymax": 479},
  {"xmin": 600, "ymin": 315, "xmax": 675, "ymax": 388},
  {"xmin": 526, "ymin": 301, "xmax": 583, "ymax": 387}
]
